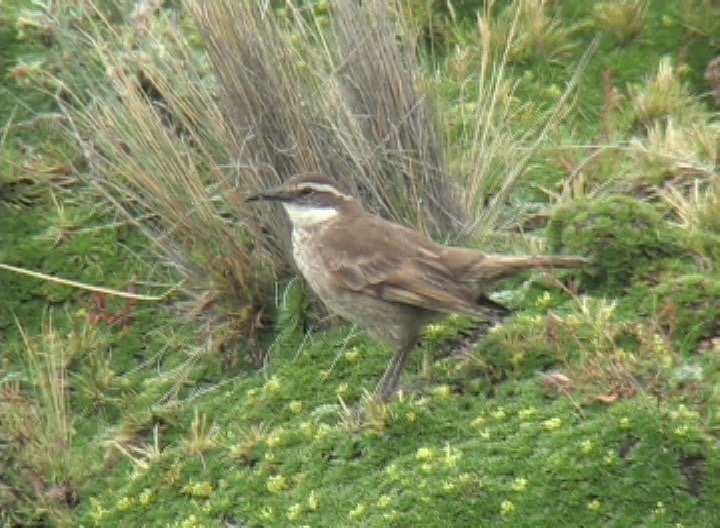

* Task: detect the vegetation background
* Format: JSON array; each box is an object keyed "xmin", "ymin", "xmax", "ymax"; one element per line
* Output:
[{"xmin": 1, "ymin": 0, "xmax": 719, "ymax": 526}]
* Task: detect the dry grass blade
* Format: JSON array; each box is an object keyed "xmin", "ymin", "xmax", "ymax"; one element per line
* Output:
[{"xmin": 329, "ymin": 0, "xmax": 466, "ymax": 235}]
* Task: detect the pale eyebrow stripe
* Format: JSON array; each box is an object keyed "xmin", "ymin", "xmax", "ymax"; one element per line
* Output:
[{"xmin": 298, "ymin": 183, "xmax": 352, "ymax": 200}]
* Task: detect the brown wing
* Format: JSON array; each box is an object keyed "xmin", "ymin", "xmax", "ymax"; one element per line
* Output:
[{"xmin": 317, "ymin": 213, "xmax": 508, "ymax": 318}]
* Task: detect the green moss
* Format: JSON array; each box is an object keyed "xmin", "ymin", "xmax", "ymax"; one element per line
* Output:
[
  {"xmin": 640, "ymin": 274, "xmax": 720, "ymax": 354},
  {"xmin": 547, "ymin": 195, "xmax": 686, "ymax": 291}
]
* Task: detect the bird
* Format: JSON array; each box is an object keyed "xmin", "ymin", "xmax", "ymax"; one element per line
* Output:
[{"xmin": 248, "ymin": 173, "xmax": 587, "ymax": 400}]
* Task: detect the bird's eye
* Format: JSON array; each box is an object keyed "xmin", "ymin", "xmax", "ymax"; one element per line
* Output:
[{"xmin": 299, "ymin": 188, "xmax": 312, "ymax": 196}]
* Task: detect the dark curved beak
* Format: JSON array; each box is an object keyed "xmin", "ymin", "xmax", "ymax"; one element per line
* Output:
[{"xmin": 246, "ymin": 186, "xmax": 291, "ymax": 203}]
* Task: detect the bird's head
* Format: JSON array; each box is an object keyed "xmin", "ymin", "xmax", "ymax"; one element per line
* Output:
[{"xmin": 247, "ymin": 174, "xmax": 356, "ymax": 227}]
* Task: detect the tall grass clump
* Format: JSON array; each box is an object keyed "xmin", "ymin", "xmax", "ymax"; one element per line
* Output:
[
  {"xmin": 48, "ymin": 4, "xmax": 281, "ymax": 357},
  {"xmin": 0, "ymin": 317, "xmax": 81, "ymax": 526}
]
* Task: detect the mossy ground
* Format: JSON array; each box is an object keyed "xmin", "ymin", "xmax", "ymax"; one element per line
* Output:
[{"xmin": 2, "ymin": 1, "xmax": 720, "ymax": 527}]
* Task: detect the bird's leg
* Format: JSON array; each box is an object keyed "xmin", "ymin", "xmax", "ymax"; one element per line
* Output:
[{"xmin": 378, "ymin": 343, "xmax": 415, "ymax": 401}]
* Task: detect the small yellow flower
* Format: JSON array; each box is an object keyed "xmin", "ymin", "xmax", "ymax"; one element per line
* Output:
[
  {"xmin": 308, "ymin": 490, "xmax": 320, "ymax": 511},
  {"xmin": 674, "ymin": 425, "xmax": 689, "ymax": 437},
  {"xmin": 604, "ymin": 450, "xmax": 617, "ymax": 465},
  {"xmin": 500, "ymin": 500, "xmax": 515, "ymax": 516},
  {"xmin": 536, "ymin": 291, "xmax": 553, "ymax": 308},
  {"xmin": 287, "ymin": 503, "xmax": 303, "ymax": 521},
  {"xmin": 315, "ymin": 423, "xmax": 334, "ymax": 440},
  {"xmin": 377, "ymin": 495, "xmax": 392, "ymax": 508},
  {"xmin": 116, "ymin": 496, "xmax": 134, "ymax": 511},
  {"xmin": 511, "ymin": 477, "xmax": 528, "ymax": 492},
  {"xmin": 263, "ymin": 376, "xmax": 283, "ymax": 393},
  {"xmin": 300, "ymin": 421, "xmax": 315, "ymax": 436},
  {"xmin": 179, "ymin": 514, "xmax": 199, "ymax": 528},
  {"xmin": 587, "ymin": 500, "xmax": 601, "ymax": 511},
  {"xmin": 349, "ymin": 502, "xmax": 366, "ymax": 520},
  {"xmin": 492, "ymin": 409, "xmax": 507, "ymax": 420},
  {"xmin": 289, "ymin": 400, "xmax": 304, "ymax": 414},
  {"xmin": 416, "ymin": 447, "xmax": 435, "ymax": 462},
  {"xmin": 518, "ymin": 407, "xmax": 536, "ymax": 420},
  {"xmin": 138, "ymin": 488, "xmax": 155, "ymax": 505},
  {"xmin": 181, "ymin": 481, "xmax": 213, "ymax": 499},
  {"xmin": 431, "ymin": 385, "xmax": 452, "ymax": 400},
  {"xmin": 470, "ymin": 416, "xmax": 486, "ymax": 428},
  {"xmin": 90, "ymin": 498, "xmax": 108, "ymax": 523},
  {"xmin": 344, "ymin": 349, "xmax": 361, "ymax": 361},
  {"xmin": 619, "ymin": 417, "xmax": 631, "ymax": 429},
  {"xmin": 266, "ymin": 430, "xmax": 284, "ymax": 448},
  {"xmin": 580, "ymin": 440, "xmax": 594, "ymax": 455},
  {"xmin": 444, "ymin": 445, "xmax": 462, "ymax": 467},
  {"xmin": 543, "ymin": 417, "xmax": 562, "ymax": 431},
  {"xmin": 266, "ymin": 475, "xmax": 288, "ymax": 493}
]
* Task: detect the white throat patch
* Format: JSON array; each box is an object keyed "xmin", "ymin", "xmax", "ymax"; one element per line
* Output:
[{"xmin": 282, "ymin": 202, "xmax": 339, "ymax": 227}]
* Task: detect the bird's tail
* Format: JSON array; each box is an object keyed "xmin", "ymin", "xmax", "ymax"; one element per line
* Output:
[{"xmin": 467, "ymin": 254, "xmax": 589, "ymax": 283}]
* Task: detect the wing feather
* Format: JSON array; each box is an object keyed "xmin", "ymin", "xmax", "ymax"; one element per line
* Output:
[{"xmin": 318, "ymin": 214, "xmax": 507, "ymax": 317}]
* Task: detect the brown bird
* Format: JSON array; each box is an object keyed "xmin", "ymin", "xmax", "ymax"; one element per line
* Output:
[{"xmin": 248, "ymin": 174, "xmax": 586, "ymax": 400}]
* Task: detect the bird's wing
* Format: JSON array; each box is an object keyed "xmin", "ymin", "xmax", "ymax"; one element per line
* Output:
[{"xmin": 318, "ymin": 214, "xmax": 508, "ymax": 318}]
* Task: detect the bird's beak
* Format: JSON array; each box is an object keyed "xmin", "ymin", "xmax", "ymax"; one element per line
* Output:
[{"xmin": 246, "ymin": 186, "xmax": 291, "ymax": 203}]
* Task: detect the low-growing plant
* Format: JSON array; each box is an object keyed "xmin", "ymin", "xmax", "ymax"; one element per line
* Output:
[
  {"xmin": 494, "ymin": 0, "xmax": 578, "ymax": 65},
  {"xmin": 640, "ymin": 274, "xmax": 720, "ymax": 354},
  {"xmin": 592, "ymin": 0, "xmax": 648, "ymax": 45},
  {"xmin": 628, "ymin": 57, "xmax": 703, "ymax": 128},
  {"xmin": 547, "ymin": 195, "xmax": 686, "ymax": 290},
  {"xmin": 627, "ymin": 119, "xmax": 719, "ymax": 187}
]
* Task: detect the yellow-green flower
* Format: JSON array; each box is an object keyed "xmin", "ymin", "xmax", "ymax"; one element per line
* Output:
[
  {"xmin": 116, "ymin": 496, "xmax": 134, "ymax": 511},
  {"xmin": 543, "ymin": 417, "xmax": 562, "ymax": 431},
  {"xmin": 349, "ymin": 502, "xmax": 366, "ymax": 520},
  {"xmin": 518, "ymin": 407, "xmax": 536, "ymax": 420},
  {"xmin": 415, "ymin": 447, "xmax": 435, "ymax": 462},
  {"xmin": 308, "ymin": 490, "xmax": 320, "ymax": 511},
  {"xmin": 287, "ymin": 503, "xmax": 303, "ymax": 521},
  {"xmin": 263, "ymin": 375, "xmax": 283, "ymax": 393},
  {"xmin": 492, "ymin": 408, "xmax": 507, "ymax": 420},
  {"xmin": 138, "ymin": 488, "xmax": 155, "ymax": 505},
  {"xmin": 587, "ymin": 500, "xmax": 601, "ymax": 511},
  {"xmin": 444, "ymin": 445, "xmax": 462, "ymax": 467},
  {"xmin": 377, "ymin": 495, "xmax": 392, "ymax": 508},
  {"xmin": 344, "ymin": 349, "xmax": 361, "ymax": 361},
  {"xmin": 181, "ymin": 481, "xmax": 213, "ymax": 499},
  {"xmin": 431, "ymin": 385, "xmax": 452, "ymax": 400},
  {"xmin": 500, "ymin": 500, "xmax": 515, "ymax": 516},
  {"xmin": 511, "ymin": 477, "xmax": 528, "ymax": 492},
  {"xmin": 266, "ymin": 475, "xmax": 288, "ymax": 493}
]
